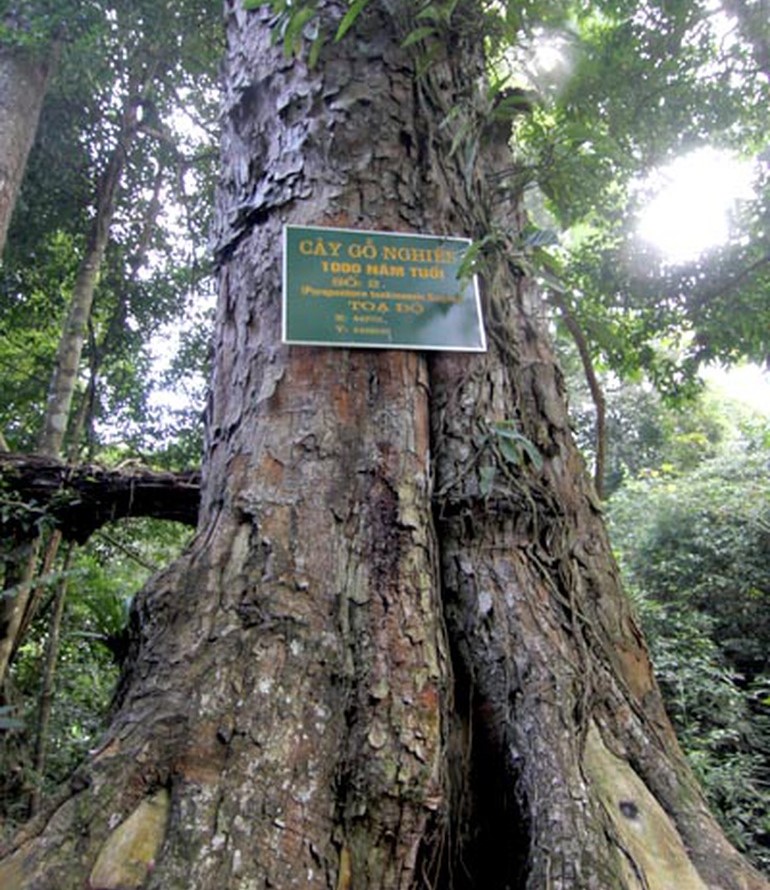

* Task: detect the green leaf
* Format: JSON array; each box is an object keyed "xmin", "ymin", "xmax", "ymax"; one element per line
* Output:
[
  {"xmin": 415, "ymin": 4, "xmax": 440, "ymax": 22},
  {"xmin": 479, "ymin": 465, "xmax": 497, "ymax": 497},
  {"xmin": 493, "ymin": 422, "xmax": 543, "ymax": 471},
  {"xmin": 490, "ymin": 90, "xmax": 536, "ymax": 121},
  {"xmin": 401, "ymin": 26, "xmax": 437, "ymax": 48},
  {"xmin": 284, "ymin": 6, "xmax": 316, "ymax": 57},
  {"xmin": 457, "ymin": 232, "xmax": 501, "ymax": 280},
  {"xmin": 519, "ymin": 438, "xmax": 544, "ymax": 471},
  {"xmin": 335, "ymin": 0, "xmax": 370, "ymax": 42},
  {"xmin": 416, "ymin": 0, "xmax": 460, "ymax": 24},
  {"xmin": 456, "ymin": 239, "xmax": 484, "ymax": 280},
  {"xmin": 498, "ymin": 437, "xmax": 521, "ymax": 466},
  {"xmin": 522, "ymin": 227, "xmax": 559, "ymax": 248},
  {"xmin": 308, "ymin": 29, "xmax": 326, "ymax": 68}
]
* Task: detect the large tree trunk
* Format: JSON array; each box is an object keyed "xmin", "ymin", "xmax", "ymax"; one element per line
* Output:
[
  {"xmin": 0, "ymin": 44, "xmax": 54, "ymax": 258},
  {"xmin": 0, "ymin": 3, "xmax": 766, "ymax": 889}
]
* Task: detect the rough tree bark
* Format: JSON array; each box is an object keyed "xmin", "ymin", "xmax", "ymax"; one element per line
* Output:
[{"xmin": 0, "ymin": 3, "xmax": 766, "ymax": 889}]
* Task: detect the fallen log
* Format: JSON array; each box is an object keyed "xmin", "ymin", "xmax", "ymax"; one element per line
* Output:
[{"xmin": 0, "ymin": 452, "xmax": 200, "ymax": 544}]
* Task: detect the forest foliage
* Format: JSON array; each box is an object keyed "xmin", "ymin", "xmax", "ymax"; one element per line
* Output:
[
  {"xmin": 607, "ymin": 409, "xmax": 770, "ymax": 870},
  {"xmin": 0, "ymin": 0, "xmax": 768, "ymax": 868}
]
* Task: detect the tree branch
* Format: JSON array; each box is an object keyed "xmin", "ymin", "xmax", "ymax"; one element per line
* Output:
[
  {"xmin": 548, "ymin": 291, "xmax": 607, "ymax": 500},
  {"xmin": 0, "ymin": 453, "xmax": 200, "ymax": 544}
]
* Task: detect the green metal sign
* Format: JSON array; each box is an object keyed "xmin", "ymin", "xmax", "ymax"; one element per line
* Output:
[{"xmin": 282, "ymin": 225, "xmax": 486, "ymax": 352}]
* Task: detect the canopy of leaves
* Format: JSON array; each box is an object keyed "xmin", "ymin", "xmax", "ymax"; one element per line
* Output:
[
  {"xmin": 274, "ymin": 1, "xmax": 769, "ymax": 400},
  {"xmin": 506, "ymin": 0, "xmax": 769, "ymax": 397}
]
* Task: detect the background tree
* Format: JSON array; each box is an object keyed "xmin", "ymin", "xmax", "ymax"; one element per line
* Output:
[
  {"xmin": 0, "ymin": 4, "xmax": 60, "ymax": 258},
  {"xmin": 1, "ymin": 0, "xmax": 220, "ymax": 458},
  {"xmin": 564, "ymin": 355, "xmax": 734, "ymax": 496}
]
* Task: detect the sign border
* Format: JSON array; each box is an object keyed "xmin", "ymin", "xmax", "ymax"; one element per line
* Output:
[{"xmin": 282, "ymin": 224, "xmax": 487, "ymax": 353}]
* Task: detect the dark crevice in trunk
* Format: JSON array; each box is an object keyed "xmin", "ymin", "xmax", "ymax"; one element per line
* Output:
[{"xmin": 439, "ymin": 593, "xmax": 530, "ymax": 890}]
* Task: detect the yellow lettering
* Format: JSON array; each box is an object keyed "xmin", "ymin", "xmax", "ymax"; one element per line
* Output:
[
  {"xmin": 302, "ymin": 239, "xmax": 343, "ymax": 257},
  {"xmin": 365, "ymin": 263, "xmax": 405, "ymax": 277},
  {"xmin": 349, "ymin": 299, "xmax": 389, "ymax": 313},
  {"xmin": 395, "ymin": 301, "xmax": 425, "ymax": 314},
  {"xmin": 348, "ymin": 239, "xmax": 378, "ymax": 260},
  {"xmin": 409, "ymin": 266, "xmax": 445, "ymax": 280}
]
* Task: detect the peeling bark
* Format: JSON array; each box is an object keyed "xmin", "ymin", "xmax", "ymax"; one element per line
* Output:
[
  {"xmin": 429, "ymin": 274, "xmax": 762, "ymax": 887},
  {"xmin": 0, "ymin": 3, "xmax": 767, "ymax": 889},
  {"xmin": 1, "ymin": 7, "xmax": 447, "ymax": 886}
]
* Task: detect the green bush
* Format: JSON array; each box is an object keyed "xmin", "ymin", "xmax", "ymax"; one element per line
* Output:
[{"xmin": 608, "ymin": 445, "xmax": 770, "ymax": 870}]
